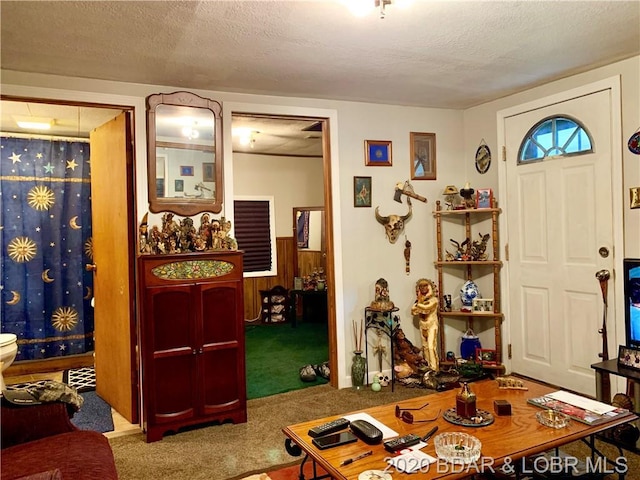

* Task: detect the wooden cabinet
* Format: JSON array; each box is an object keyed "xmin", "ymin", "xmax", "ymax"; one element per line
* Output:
[
  {"xmin": 138, "ymin": 251, "xmax": 246, "ymax": 442},
  {"xmin": 433, "ymin": 200, "xmax": 503, "ymax": 366}
]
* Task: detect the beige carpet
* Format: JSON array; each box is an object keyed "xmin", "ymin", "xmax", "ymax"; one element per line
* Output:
[
  {"xmin": 108, "ymin": 383, "xmax": 431, "ymax": 480},
  {"xmin": 108, "ymin": 383, "xmax": 640, "ymax": 480}
]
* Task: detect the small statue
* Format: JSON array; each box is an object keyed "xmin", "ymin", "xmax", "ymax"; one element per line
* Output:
[
  {"xmin": 411, "ymin": 278, "xmax": 439, "ymax": 372},
  {"xmin": 460, "ymin": 182, "xmax": 476, "ymax": 209},
  {"xmin": 404, "ymin": 238, "xmax": 411, "ymax": 275},
  {"xmin": 139, "ymin": 215, "xmax": 150, "ymax": 253},
  {"xmin": 370, "ymin": 278, "xmax": 394, "ymax": 310},
  {"xmin": 179, "ymin": 217, "xmax": 196, "ymax": 251},
  {"xmin": 392, "ymin": 328, "xmax": 428, "ymax": 375},
  {"xmin": 470, "ymin": 233, "xmax": 490, "ymax": 261}
]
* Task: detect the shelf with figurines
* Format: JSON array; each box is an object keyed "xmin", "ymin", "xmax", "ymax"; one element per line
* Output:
[{"xmin": 433, "ymin": 184, "xmax": 503, "ymax": 367}]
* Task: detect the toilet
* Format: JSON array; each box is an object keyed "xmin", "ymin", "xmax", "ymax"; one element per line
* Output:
[{"xmin": 0, "ymin": 333, "xmax": 18, "ymax": 392}]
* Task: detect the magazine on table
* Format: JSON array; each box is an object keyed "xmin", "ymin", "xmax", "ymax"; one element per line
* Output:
[{"xmin": 528, "ymin": 390, "xmax": 636, "ymax": 425}]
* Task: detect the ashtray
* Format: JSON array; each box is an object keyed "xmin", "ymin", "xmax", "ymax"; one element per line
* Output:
[
  {"xmin": 536, "ymin": 410, "xmax": 570, "ymax": 429},
  {"xmin": 434, "ymin": 432, "xmax": 481, "ymax": 465}
]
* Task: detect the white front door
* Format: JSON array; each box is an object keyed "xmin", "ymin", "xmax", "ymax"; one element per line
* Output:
[{"xmin": 503, "ymin": 89, "xmax": 615, "ymax": 395}]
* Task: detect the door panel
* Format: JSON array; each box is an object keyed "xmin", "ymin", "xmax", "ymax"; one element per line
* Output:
[
  {"xmin": 90, "ymin": 112, "xmax": 138, "ymax": 422},
  {"xmin": 505, "ymin": 90, "xmax": 614, "ymax": 395}
]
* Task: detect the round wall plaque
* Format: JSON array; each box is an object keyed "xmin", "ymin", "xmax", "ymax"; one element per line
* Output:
[{"xmin": 475, "ymin": 143, "xmax": 491, "ymax": 174}]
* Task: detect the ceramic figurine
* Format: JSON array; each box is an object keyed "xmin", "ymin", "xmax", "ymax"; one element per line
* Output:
[{"xmin": 370, "ymin": 278, "xmax": 394, "ymax": 310}]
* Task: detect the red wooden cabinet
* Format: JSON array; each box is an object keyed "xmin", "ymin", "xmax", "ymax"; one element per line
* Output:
[{"xmin": 138, "ymin": 251, "xmax": 246, "ymax": 442}]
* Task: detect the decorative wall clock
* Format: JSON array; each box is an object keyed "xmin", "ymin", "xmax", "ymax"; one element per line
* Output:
[{"xmin": 475, "ymin": 141, "xmax": 491, "ymax": 174}]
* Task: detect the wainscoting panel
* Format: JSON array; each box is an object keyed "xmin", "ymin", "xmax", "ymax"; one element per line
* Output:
[{"xmin": 243, "ymin": 237, "xmax": 295, "ymax": 321}]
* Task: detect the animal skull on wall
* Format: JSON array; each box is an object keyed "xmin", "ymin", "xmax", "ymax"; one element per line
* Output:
[{"xmin": 375, "ymin": 200, "xmax": 412, "ymax": 243}]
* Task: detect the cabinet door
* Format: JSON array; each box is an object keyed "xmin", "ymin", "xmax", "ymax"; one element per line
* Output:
[
  {"xmin": 198, "ymin": 280, "xmax": 245, "ymax": 414},
  {"xmin": 144, "ymin": 284, "xmax": 198, "ymax": 424}
]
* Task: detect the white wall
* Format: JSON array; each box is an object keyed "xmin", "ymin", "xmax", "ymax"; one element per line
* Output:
[
  {"xmin": 3, "ymin": 55, "xmax": 637, "ymax": 389},
  {"xmin": 233, "ymin": 153, "xmax": 324, "ymax": 237}
]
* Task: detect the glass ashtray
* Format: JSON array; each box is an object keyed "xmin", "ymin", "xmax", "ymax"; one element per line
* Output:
[
  {"xmin": 536, "ymin": 410, "xmax": 570, "ymax": 429},
  {"xmin": 434, "ymin": 432, "xmax": 482, "ymax": 465}
]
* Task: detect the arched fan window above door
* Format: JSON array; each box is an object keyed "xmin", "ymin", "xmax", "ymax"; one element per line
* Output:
[{"xmin": 518, "ymin": 115, "xmax": 593, "ymax": 164}]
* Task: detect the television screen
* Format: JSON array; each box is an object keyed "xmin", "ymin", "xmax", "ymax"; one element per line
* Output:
[{"xmin": 624, "ymin": 258, "xmax": 640, "ymax": 348}]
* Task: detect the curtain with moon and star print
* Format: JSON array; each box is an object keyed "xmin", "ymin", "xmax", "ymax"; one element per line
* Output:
[{"xmin": 1, "ymin": 136, "xmax": 94, "ymax": 361}]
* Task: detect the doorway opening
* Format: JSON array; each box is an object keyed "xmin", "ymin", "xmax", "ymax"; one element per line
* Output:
[
  {"xmin": 1, "ymin": 96, "xmax": 139, "ymax": 430},
  {"xmin": 231, "ymin": 112, "xmax": 336, "ymax": 397}
]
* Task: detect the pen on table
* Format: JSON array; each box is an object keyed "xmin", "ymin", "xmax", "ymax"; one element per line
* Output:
[
  {"xmin": 422, "ymin": 425, "xmax": 439, "ymax": 443},
  {"xmin": 340, "ymin": 450, "xmax": 373, "ymax": 466}
]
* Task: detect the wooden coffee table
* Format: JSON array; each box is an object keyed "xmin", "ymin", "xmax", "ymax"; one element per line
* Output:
[{"xmin": 283, "ymin": 378, "xmax": 636, "ymax": 479}]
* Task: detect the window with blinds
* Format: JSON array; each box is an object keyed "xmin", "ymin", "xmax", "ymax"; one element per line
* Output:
[{"xmin": 233, "ymin": 197, "xmax": 277, "ymax": 276}]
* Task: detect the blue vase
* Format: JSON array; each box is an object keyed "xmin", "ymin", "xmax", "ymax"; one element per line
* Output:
[{"xmin": 461, "ymin": 330, "xmax": 481, "ymax": 361}]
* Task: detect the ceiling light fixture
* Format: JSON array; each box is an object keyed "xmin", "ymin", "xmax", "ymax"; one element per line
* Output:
[
  {"xmin": 181, "ymin": 126, "xmax": 200, "ymax": 140},
  {"xmin": 14, "ymin": 116, "xmax": 54, "ymax": 130},
  {"xmin": 345, "ymin": 0, "xmax": 413, "ymax": 19},
  {"xmin": 233, "ymin": 128, "xmax": 259, "ymax": 148}
]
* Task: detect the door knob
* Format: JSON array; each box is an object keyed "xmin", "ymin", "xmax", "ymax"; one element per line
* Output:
[
  {"xmin": 85, "ymin": 263, "xmax": 97, "ymax": 272},
  {"xmin": 598, "ymin": 246, "xmax": 610, "ymax": 258}
]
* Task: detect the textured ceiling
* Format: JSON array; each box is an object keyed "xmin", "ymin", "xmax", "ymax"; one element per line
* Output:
[
  {"xmin": 1, "ymin": 1, "xmax": 638, "ymax": 156},
  {"xmin": 2, "ymin": 1, "xmax": 639, "ymax": 110}
]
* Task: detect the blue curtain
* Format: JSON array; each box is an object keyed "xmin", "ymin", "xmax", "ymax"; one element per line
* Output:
[{"xmin": 1, "ymin": 136, "xmax": 94, "ymax": 361}]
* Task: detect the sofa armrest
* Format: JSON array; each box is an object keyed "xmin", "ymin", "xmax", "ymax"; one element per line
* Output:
[{"xmin": 1, "ymin": 400, "xmax": 78, "ymax": 449}]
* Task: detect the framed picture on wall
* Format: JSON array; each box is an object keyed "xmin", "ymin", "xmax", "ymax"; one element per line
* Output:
[
  {"xmin": 354, "ymin": 176, "xmax": 372, "ymax": 207},
  {"xmin": 180, "ymin": 165, "xmax": 194, "ymax": 176},
  {"xmin": 203, "ymin": 163, "xmax": 215, "ymax": 182},
  {"xmin": 365, "ymin": 140, "xmax": 392, "ymax": 166},
  {"xmin": 410, "ymin": 132, "xmax": 436, "ymax": 180},
  {"xmin": 174, "ymin": 179, "xmax": 184, "ymax": 192}
]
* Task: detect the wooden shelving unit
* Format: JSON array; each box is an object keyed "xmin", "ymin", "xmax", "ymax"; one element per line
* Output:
[{"xmin": 433, "ymin": 200, "xmax": 504, "ymax": 365}]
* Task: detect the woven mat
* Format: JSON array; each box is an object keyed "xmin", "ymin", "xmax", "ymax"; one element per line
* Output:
[{"xmin": 62, "ymin": 366, "xmax": 96, "ymax": 392}]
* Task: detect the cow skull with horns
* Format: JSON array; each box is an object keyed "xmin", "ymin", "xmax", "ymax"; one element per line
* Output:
[{"xmin": 375, "ymin": 198, "xmax": 412, "ymax": 243}]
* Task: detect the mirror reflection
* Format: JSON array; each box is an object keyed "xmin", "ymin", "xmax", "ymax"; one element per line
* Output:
[
  {"xmin": 147, "ymin": 92, "xmax": 222, "ymax": 216},
  {"xmin": 293, "ymin": 207, "xmax": 325, "ymax": 278}
]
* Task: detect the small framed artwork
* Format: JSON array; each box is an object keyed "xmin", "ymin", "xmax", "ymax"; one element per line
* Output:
[
  {"xmin": 180, "ymin": 165, "xmax": 194, "ymax": 176},
  {"xmin": 473, "ymin": 298, "xmax": 494, "ymax": 312},
  {"xmin": 617, "ymin": 345, "xmax": 640, "ymax": 370},
  {"xmin": 410, "ymin": 132, "xmax": 436, "ymax": 180},
  {"xmin": 476, "ymin": 348, "xmax": 498, "ymax": 365},
  {"xmin": 203, "ymin": 163, "xmax": 215, "ymax": 182},
  {"xmin": 156, "ymin": 179, "xmax": 165, "ymax": 198},
  {"xmin": 630, "ymin": 187, "xmax": 640, "ymax": 209},
  {"xmin": 353, "ymin": 176, "xmax": 372, "ymax": 207},
  {"xmin": 476, "ymin": 188, "xmax": 493, "ymax": 209},
  {"xmin": 365, "ymin": 140, "xmax": 392, "ymax": 166},
  {"xmin": 174, "ymin": 179, "xmax": 184, "ymax": 192}
]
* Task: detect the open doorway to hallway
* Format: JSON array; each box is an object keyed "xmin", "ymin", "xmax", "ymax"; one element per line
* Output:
[{"xmin": 231, "ymin": 113, "xmax": 335, "ymax": 398}]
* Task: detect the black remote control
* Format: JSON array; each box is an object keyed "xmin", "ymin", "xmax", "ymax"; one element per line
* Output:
[
  {"xmin": 308, "ymin": 418, "xmax": 350, "ymax": 438},
  {"xmin": 383, "ymin": 433, "xmax": 422, "ymax": 452}
]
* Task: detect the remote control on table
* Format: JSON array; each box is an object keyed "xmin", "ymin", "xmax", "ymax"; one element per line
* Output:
[
  {"xmin": 383, "ymin": 433, "xmax": 422, "ymax": 452},
  {"xmin": 308, "ymin": 418, "xmax": 350, "ymax": 438}
]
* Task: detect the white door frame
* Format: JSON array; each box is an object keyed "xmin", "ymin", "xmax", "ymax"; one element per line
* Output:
[{"xmin": 497, "ymin": 76, "xmax": 625, "ymax": 390}]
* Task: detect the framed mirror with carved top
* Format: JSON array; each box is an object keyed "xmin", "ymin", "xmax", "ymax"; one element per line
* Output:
[{"xmin": 146, "ymin": 91, "xmax": 223, "ymax": 216}]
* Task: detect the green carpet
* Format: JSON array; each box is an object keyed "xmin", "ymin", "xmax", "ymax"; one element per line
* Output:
[{"xmin": 245, "ymin": 322, "xmax": 328, "ymax": 399}]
